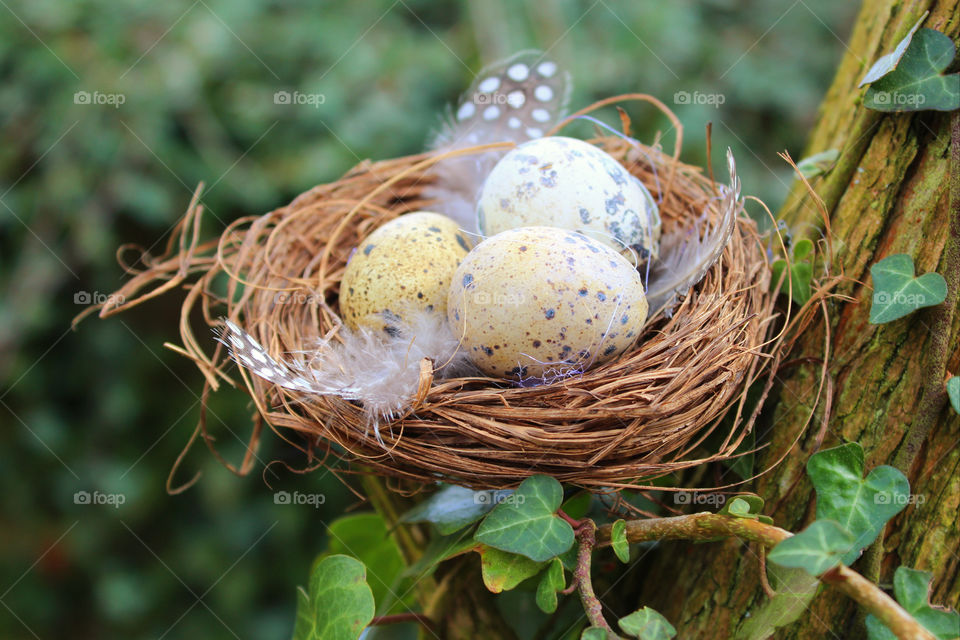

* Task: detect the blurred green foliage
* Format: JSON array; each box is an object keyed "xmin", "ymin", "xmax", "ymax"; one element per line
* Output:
[{"xmin": 0, "ymin": 0, "xmax": 854, "ymax": 637}]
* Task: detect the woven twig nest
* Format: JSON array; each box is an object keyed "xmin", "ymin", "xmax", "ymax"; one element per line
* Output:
[{"xmin": 96, "ymin": 98, "xmax": 780, "ymax": 490}]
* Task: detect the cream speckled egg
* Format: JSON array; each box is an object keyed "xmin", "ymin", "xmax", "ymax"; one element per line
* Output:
[
  {"xmin": 340, "ymin": 212, "xmax": 472, "ymax": 332},
  {"xmin": 447, "ymin": 226, "xmax": 648, "ymax": 382},
  {"xmin": 477, "ymin": 136, "xmax": 661, "ymax": 263}
]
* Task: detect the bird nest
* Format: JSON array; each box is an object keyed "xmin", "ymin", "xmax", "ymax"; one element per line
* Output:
[{"xmin": 91, "ymin": 97, "xmax": 784, "ymax": 491}]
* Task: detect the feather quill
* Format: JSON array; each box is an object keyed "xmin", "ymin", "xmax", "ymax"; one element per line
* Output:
[
  {"xmin": 216, "ymin": 310, "xmax": 473, "ymax": 445},
  {"xmin": 424, "ymin": 50, "xmax": 571, "ymax": 232},
  {"xmin": 645, "ymin": 149, "xmax": 741, "ymax": 314}
]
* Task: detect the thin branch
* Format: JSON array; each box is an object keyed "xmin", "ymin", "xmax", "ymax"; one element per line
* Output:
[
  {"xmin": 574, "ymin": 520, "xmax": 621, "ymax": 639},
  {"xmin": 595, "ymin": 513, "xmax": 934, "ymax": 640}
]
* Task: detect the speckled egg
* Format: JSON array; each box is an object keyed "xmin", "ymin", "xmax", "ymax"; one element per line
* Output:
[
  {"xmin": 447, "ymin": 226, "xmax": 648, "ymax": 382},
  {"xmin": 477, "ymin": 136, "xmax": 661, "ymax": 263},
  {"xmin": 340, "ymin": 212, "xmax": 472, "ymax": 332}
]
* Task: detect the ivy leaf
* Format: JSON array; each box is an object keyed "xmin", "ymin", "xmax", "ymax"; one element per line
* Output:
[
  {"xmin": 735, "ymin": 566, "xmax": 821, "ymax": 639},
  {"xmin": 292, "ymin": 555, "xmax": 375, "ymax": 640},
  {"xmin": 866, "ymin": 568, "xmax": 960, "ymax": 639},
  {"xmin": 796, "ymin": 149, "xmax": 840, "ymax": 179},
  {"xmin": 401, "ymin": 531, "xmax": 478, "ymax": 580},
  {"xmin": 475, "ymin": 475, "xmax": 575, "ymax": 562},
  {"xmin": 718, "ymin": 494, "xmax": 774, "ymax": 524},
  {"xmin": 619, "ymin": 607, "xmax": 677, "ymax": 639},
  {"xmin": 768, "ymin": 520, "xmax": 855, "ymax": 576},
  {"xmin": 535, "ymin": 558, "xmax": 566, "ymax": 613},
  {"xmin": 947, "ymin": 377, "xmax": 959, "ymax": 414},
  {"xmin": 869, "ymin": 254, "xmax": 947, "ymax": 324},
  {"xmin": 401, "ymin": 484, "xmax": 499, "ymax": 534},
  {"xmin": 478, "ymin": 546, "xmax": 547, "ymax": 593},
  {"xmin": 859, "ymin": 13, "xmax": 927, "ymax": 87},
  {"xmin": 771, "ymin": 239, "xmax": 814, "ymax": 306},
  {"xmin": 325, "ymin": 514, "xmax": 408, "ymax": 615},
  {"xmin": 581, "ymin": 629, "xmax": 609, "ymax": 640},
  {"xmin": 611, "ymin": 520, "xmax": 630, "ymax": 563},
  {"xmin": 864, "ymin": 28, "xmax": 960, "ymax": 112},
  {"xmin": 807, "ymin": 443, "xmax": 910, "ymax": 563}
]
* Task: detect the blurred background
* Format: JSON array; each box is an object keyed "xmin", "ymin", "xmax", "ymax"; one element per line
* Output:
[{"xmin": 1, "ymin": 0, "xmax": 856, "ymax": 637}]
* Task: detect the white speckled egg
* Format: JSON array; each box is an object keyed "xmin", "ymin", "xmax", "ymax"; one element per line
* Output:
[
  {"xmin": 477, "ymin": 136, "xmax": 661, "ymax": 263},
  {"xmin": 447, "ymin": 226, "xmax": 648, "ymax": 382},
  {"xmin": 340, "ymin": 212, "xmax": 472, "ymax": 332}
]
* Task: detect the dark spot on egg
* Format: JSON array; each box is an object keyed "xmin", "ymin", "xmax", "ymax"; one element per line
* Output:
[
  {"xmin": 428, "ymin": 226, "xmax": 441, "ymax": 233},
  {"xmin": 578, "ymin": 288, "xmax": 588, "ymax": 296},
  {"xmin": 482, "ymin": 346, "xmax": 494, "ymax": 356},
  {"xmin": 363, "ymin": 244, "xmax": 375, "ymax": 256},
  {"xmin": 426, "ymin": 304, "xmax": 434, "ymax": 312},
  {"xmin": 519, "ymin": 245, "xmax": 527, "ymax": 252},
  {"xmin": 605, "ymin": 192, "xmax": 626, "ymax": 215},
  {"xmin": 621, "ymin": 314, "xmax": 629, "ymax": 324},
  {"xmin": 384, "ymin": 325, "xmax": 400, "ymax": 337},
  {"xmin": 456, "ymin": 234, "xmax": 470, "ymax": 252},
  {"xmin": 348, "ymin": 287, "xmax": 355, "ymax": 295},
  {"xmin": 417, "ymin": 292, "xmax": 424, "ymax": 299},
  {"xmin": 579, "ymin": 208, "xmax": 591, "ymax": 223},
  {"xmin": 462, "ymin": 273, "xmax": 474, "ymax": 287},
  {"xmin": 597, "ymin": 291, "xmax": 607, "ymax": 301},
  {"xmin": 532, "ymin": 340, "xmax": 541, "ymax": 348},
  {"xmin": 562, "ymin": 345, "xmax": 572, "ymax": 352},
  {"xmin": 545, "ymin": 308, "xmax": 555, "ymax": 319},
  {"xmin": 603, "ymin": 344, "xmax": 618, "ymax": 356}
]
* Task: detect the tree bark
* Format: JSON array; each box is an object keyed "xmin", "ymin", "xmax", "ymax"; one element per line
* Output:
[{"xmin": 631, "ymin": 1, "xmax": 960, "ymax": 638}]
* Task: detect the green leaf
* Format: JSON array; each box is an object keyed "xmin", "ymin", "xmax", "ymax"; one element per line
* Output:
[
  {"xmin": 400, "ymin": 484, "xmax": 498, "ymax": 534},
  {"xmin": 325, "ymin": 514, "xmax": 408, "ymax": 615},
  {"xmin": 796, "ymin": 150, "xmax": 839, "ymax": 179},
  {"xmin": 807, "ymin": 443, "xmax": 910, "ymax": 563},
  {"xmin": 718, "ymin": 494, "xmax": 773, "ymax": 524},
  {"xmin": 475, "ymin": 475, "xmax": 575, "ymax": 562},
  {"xmin": 401, "ymin": 531, "xmax": 478, "ymax": 580},
  {"xmin": 561, "ymin": 491, "xmax": 593, "ymax": 521},
  {"xmin": 293, "ymin": 555, "xmax": 375, "ymax": 640},
  {"xmin": 792, "ymin": 238, "xmax": 814, "ymax": 261},
  {"xmin": 768, "ymin": 520, "xmax": 854, "ymax": 576},
  {"xmin": 859, "ymin": 13, "xmax": 927, "ymax": 86},
  {"xmin": 866, "ymin": 567, "xmax": 960, "ymax": 639},
  {"xmin": 947, "ymin": 377, "xmax": 959, "ymax": 414},
  {"xmin": 619, "ymin": 607, "xmax": 677, "ymax": 639},
  {"xmin": 581, "ymin": 629, "xmax": 609, "ymax": 640},
  {"xmin": 864, "ymin": 28, "xmax": 960, "ymax": 112},
  {"xmin": 611, "ymin": 520, "xmax": 630, "ymax": 563},
  {"xmin": 771, "ymin": 253, "xmax": 813, "ymax": 306},
  {"xmin": 735, "ymin": 566, "xmax": 821, "ymax": 639},
  {"xmin": 535, "ymin": 558, "xmax": 566, "ymax": 613},
  {"xmin": 478, "ymin": 546, "xmax": 547, "ymax": 593},
  {"xmin": 869, "ymin": 254, "xmax": 947, "ymax": 323}
]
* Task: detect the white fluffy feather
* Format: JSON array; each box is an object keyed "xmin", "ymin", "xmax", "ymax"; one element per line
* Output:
[
  {"xmin": 216, "ymin": 310, "xmax": 473, "ymax": 445},
  {"xmin": 645, "ymin": 149, "xmax": 741, "ymax": 314}
]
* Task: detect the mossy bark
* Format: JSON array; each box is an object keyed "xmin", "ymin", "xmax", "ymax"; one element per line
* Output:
[
  {"xmin": 372, "ymin": 2, "xmax": 960, "ymax": 638},
  {"xmin": 631, "ymin": 1, "xmax": 960, "ymax": 638}
]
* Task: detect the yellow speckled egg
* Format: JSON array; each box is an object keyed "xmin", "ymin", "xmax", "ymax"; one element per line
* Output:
[
  {"xmin": 478, "ymin": 136, "xmax": 661, "ymax": 263},
  {"xmin": 447, "ymin": 226, "xmax": 648, "ymax": 382},
  {"xmin": 340, "ymin": 212, "xmax": 472, "ymax": 331}
]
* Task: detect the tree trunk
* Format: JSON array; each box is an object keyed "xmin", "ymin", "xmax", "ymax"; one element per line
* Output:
[
  {"xmin": 632, "ymin": 1, "xmax": 960, "ymax": 638},
  {"xmin": 373, "ymin": 2, "xmax": 959, "ymax": 638}
]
